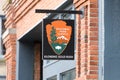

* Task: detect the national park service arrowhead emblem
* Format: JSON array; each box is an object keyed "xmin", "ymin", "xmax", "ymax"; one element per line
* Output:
[{"xmin": 46, "ymin": 20, "xmax": 72, "ymax": 55}]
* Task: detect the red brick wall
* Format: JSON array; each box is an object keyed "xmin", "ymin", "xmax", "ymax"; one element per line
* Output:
[
  {"xmin": 3, "ymin": 2, "xmax": 16, "ymax": 80},
  {"xmin": 15, "ymin": 0, "xmax": 66, "ymax": 39},
  {"xmin": 34, "ymin": 43, "xmax": 40, "ymax": 80},
  {"xmin": 3, "ymin": 34, "xmax": 16, "ymax": 80},
  {"xmin": 3, "ymin": 0, "xmax": 66, "ymax": 80},
  {"xmin": 3, "ymin": 0, "xmax": 98, "ymax": 80},
  {"xmin": 74, "ymin": 0, "xmax": 98, "ymax": 80}
]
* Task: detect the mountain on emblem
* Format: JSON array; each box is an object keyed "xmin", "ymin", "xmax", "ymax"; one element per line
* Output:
[{"xmin": 46, "ymin": 20, "xmax": 72, "ymax": 55}]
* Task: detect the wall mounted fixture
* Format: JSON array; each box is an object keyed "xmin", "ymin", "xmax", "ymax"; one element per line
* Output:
[{"xmin": 35, "ymin": 9, "xmax": 83, "ymax": 15}]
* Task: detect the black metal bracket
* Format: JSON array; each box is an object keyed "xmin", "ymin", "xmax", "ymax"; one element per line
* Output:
[{"xmin": 35, "ymin": 9, "xmax": 83, "ymax": 14}]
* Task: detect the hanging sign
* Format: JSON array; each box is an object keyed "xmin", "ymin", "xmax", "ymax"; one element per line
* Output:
[{"xmin": 42, "ymin": 19, "xmax": 74, "ymax": 60}]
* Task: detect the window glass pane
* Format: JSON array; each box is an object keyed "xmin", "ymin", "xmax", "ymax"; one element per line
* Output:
[
  {"xmin": 61, "ymin": 14, "xmax": 72, "ymax": 19},
  {"xmin": 60, "ymin": 7, "xmax": 74, "ymax": 20},
  {"xmin": 61, "ymin": 69, "xmax": 75, "ymax": 80},
  {"xmin": 47, "ymin": 76, "xmax": 57, "ymax": 80}
]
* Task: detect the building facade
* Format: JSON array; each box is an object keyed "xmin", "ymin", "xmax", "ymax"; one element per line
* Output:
[{"xmin": 2, "ymin": 0, "xmax": 100, "ymax": 80}]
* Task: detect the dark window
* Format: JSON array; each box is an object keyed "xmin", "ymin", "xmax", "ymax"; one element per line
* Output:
[
  {"xmin": 47, "ymin": 75, "xmax": 57, "ymax": 80},
  {"xmin": 61, "ymin": 69, "xmax": 75, "ymax": 80}
]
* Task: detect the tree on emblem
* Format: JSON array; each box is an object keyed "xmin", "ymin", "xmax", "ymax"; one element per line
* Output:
[{"xmin": 50, "ymin": 26, "xmax": 57, "ymax": 43}]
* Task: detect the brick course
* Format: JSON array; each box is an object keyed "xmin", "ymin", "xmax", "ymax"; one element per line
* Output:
[
  {"xmin": 74, "ymin": 0, "xmax": 98, "ymax": 80},
  {"xmin": 3, "ymin": 0, "xmax": 98, "ymax": 80},
  {"xmin": 34, "ymin": 43, "xmax": 40, "ymax": 80}
]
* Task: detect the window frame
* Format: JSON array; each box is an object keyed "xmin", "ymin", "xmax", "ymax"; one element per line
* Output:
[{"xmin": 60, "ymin": 68, "xmax": 76, "ymax": 80}]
